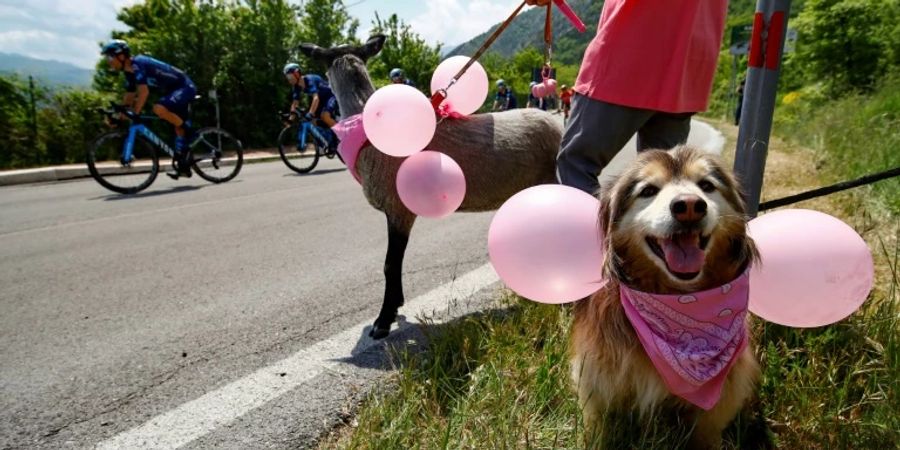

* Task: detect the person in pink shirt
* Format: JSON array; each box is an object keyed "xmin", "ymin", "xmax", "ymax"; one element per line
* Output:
[{"xmin": 527, "ymin": 0, "xmax": 729, "ymax": 194}]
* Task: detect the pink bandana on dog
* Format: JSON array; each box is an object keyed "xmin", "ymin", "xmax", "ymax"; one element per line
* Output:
[
  {"xmin": 331, "ymin": 114, "xmax": 366, "ymax": 184},
  {"xmin": 619, "ymin": 270, "xmax": 750, "ymax": 410}
]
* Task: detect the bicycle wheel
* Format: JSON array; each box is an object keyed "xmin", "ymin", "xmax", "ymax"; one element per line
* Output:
[
  {"xmin": 86, "ymin": 130, "xmax": 159, "ymax": 194},
  {"xmin": 277, "ymin": 124, "xmax": 320, "ymax": 174},
  {"xmin": 190, "ymin": 127, "xmax": 243, "ymax": 183}
]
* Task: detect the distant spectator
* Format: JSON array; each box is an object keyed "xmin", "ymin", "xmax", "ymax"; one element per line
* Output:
[{"xmin": 735, "ymin": 77, "xmax": 746, "ymax": 126}]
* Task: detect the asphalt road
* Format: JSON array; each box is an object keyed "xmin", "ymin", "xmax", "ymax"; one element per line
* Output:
[
  {"xmin": 0, "ymin": 157, "xmax": 501, "ymax": 449},
  {"xmin": 0, "ymin": 119, "xmax": 722, "ymax": 449}
]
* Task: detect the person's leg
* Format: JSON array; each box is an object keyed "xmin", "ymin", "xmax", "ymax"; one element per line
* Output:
[
  {"xmin": 156, "ymin": 84, "xmax": 196, "ymax": 178},
  {"xmin": 557, "ymin": 94, "xmax": 653, "ymax": 195},
  {"xmin": 636, "ymin": 111, "xmax": 693, "ymax": 152},
  {"xmin": 319, "ymin": 111, "xmax": 337, "ymax": 128},
  {"xmin": 319, "ymin": 97, "xmax": 339, "ymax": 150},
  {"xmin": 153, "ymin": 103, "xmax": 184, "ymax": 130},
  {"xmin": 154, "ymin": 83, "xmax": 196, "ymax": 146}
]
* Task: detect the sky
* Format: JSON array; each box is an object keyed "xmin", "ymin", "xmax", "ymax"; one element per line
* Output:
[{"xmin": 0, "ymin": 0, "xmax": 523, "ymax": 69}]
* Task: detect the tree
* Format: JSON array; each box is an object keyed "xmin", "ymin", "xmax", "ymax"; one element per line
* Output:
[
  {"xmin": 0, "ymin": 75, "xmax": 33, "ymax": 168},
  {"xmin": 294, "ymin": 0, "xmax": 360, "ymax": 75},
  {"xmin": 368, "ymin": 13, "xmax": 441, "ymax": 90},
  {"xmin": 104, "ymin": 0, "xmax": 303, "ymax": 147},
  {"xmin": 790, "ymin": 0, "xmax": 900, "ymax": 94}
]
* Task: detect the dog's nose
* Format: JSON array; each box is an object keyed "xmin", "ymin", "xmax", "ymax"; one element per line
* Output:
[{"xmin": 670, "ymin": 195, "xmax": 707, "ymax": 223}]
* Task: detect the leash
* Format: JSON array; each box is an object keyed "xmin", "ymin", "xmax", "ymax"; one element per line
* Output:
[
  {"xmin": 758, "ymin": 166, "xmax": 900, "ymax": 211},
  {"xmin": 430, "ymin": 1, "xmax": 527, "ymax": 111},
  {"xmin": 544, "ymin": 3, "xmax": 553, "ymax": 66},
  {"xmin": 430, "ymin": 0, "xmax": 585, "ymax": 113}
]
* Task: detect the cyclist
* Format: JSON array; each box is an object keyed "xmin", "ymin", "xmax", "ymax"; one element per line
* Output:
[
  {"xmin": 101, "ymin": 39, "xmax": 197, "ymax": 179},
  {"xmin": 559, "ymin": 84, "xmax": 573, "ymax": 121},
  {"xmin": 492, "ymin": 79, "xmax": 517, "ymax": 111},
  {"xmin": 283, "ymin": 63, "xmax": 338, "ymax": 151},
  {"xmin": 389, "ymin": 68, "xmax": 416, "ymax": 87}
]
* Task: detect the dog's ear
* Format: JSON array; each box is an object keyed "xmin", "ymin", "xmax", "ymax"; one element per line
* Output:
[
  {"xmin": 709, "ymin": 159, "xmax": 749, "ymax": 216},
  {"xmin": 597, "ymin": 186, "xmax": 621, "ymax": 282},
  {"xmin": 361, "ymin": 34, "xmax": 386, "ymax": 61}
]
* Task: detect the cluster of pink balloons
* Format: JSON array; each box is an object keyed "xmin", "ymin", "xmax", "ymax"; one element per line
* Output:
[
  {"xmin": 488, "ymin": 190, "xmax": 874, "ymax": 328},
  {"xmin": 360, "ymin": 57, "xmax": 490, "ymax": 218},
  {"xmin": 531, "ymin": 78, "xmax": 558, "ymax": 99}
]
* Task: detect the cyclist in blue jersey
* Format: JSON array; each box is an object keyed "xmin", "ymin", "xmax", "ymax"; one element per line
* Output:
[
  {"xmin": 101, "ymin": 39, "xmax": 196, "ymax": 179},
  {"xmin": 492, "ymin": 79, "xmax": 517, "ymax": 111},
  {"xmin": 283, "ymin": 63, "xmax": 338, "ymax": 151},
  {"xmin": 389, "ymin": 68, "xmax": 416, "ymax": 87}
]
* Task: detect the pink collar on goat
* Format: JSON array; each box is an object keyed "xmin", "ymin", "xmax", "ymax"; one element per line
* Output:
[
  {"xmin": 619, "ymin": 270, "xmax": 750, "ymax": 410},
  {"xmin": 331, "ymin": 114, "xmax": 367, "ymax": 184}
]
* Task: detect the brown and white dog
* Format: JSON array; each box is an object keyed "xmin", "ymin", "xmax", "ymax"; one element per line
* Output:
[{"xmin": 571, "ymin": 146, "xmax": 760, "ymax": 449}]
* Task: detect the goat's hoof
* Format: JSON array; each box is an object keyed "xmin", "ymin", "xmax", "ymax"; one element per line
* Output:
[{"xmin": 369, "ymin": 324, "xmax": 391, "ymax": 340}]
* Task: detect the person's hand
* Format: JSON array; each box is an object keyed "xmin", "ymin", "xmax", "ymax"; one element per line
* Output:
[
  {"xmin": 525, "ymin": 0, "xmax": 552, "ymax": 6},
  {"xmin": 304, "ymin": 112, "xmax": 314, "ymax": 121}
]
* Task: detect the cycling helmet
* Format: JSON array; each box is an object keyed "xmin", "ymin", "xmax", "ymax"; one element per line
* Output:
[
  {"xmin": 389, "ymin": 68, "xmax": 404, "ymax": 79},
  {"xmin": 496, "ymin": 79, "xmax": 506, "ymax": 87},
  {"xmin": 529, "ymin": 81, "xmax": 537, "ymax": 87},
  {"xmin": 561, "ymin": 84, "xmax": 568, "ymax": 90},
  {"xmin": 283, "ymin": 63, "xmax": 301, "ymax": 75},
  {"xmin": 101, "ymin": 39, "xmax": 130, "ymax": 56}
]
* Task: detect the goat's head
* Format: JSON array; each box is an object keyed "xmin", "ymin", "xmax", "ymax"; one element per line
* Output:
[{"xmin": 297, "ymin": 34, "xmax": 385, "ymax": 116}]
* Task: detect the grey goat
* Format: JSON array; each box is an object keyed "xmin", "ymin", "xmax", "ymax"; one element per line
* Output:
[{"xmin": 298, "ymin": 35, "xmax": 562, "ymax": 338}]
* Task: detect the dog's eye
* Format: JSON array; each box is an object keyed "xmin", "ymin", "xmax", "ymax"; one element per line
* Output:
[
  {"xmin": 698, "ymin": 180, "xmax": 716, "ymax": 193},
  {"xmin": 638, "ymin": 185, "xmax": 659, "ymax": 198}
]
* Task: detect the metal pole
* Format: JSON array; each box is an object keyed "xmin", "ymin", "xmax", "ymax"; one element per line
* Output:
[
  {"xmin": 27, "ymin": 75, "xmax": 38, "ymax": 149},
  {"xmin": 733, "ymin": 0, "xmax": 792, "ymax": 217},
  {"xmin": 730, "ymin": 55, "xmax": 737, "ymax": 122}
]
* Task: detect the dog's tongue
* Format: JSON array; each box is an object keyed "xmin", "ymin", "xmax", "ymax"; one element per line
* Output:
[{"xmin": 661, "ymin": 233, "xmax": 705, "ymax": 274}]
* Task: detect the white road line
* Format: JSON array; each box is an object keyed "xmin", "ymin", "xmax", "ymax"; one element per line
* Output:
[{"xmin": 97, "ymin": 263, "xmax": 500, "ymax": 450}]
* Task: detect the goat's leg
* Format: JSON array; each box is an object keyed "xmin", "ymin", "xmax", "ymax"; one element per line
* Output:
[{"xmin": 370, "ymin": 212, "xmax": 415, "ymax": 339}]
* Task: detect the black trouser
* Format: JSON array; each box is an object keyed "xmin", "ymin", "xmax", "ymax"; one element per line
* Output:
[{"xmin": 557, "ymin": 94, "xmax": 693, "ymax": 195}]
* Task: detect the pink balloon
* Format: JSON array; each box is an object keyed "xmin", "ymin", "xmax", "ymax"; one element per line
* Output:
[
  {"xmin": 748, "ymin": 209, "xmax": 874, "ymax": 327},
  {"xmin": 396, "ymin": 151, "xmax": 466, "ymax": 218},
  {"xmin": 363, "ymin": 84, "xmax": 436, "ymax": 157},
  {"xmin": 430, "ymin": 56, "xmax": 489, "ymax": 116},
  {"xmin": 531, "ymin": 82, "xmax": 547, "ymax": 99},
  {"xmin": 543, "ymin": 78, "xmax": 558, "ymax": 95},
  {"xmin": 488, "ymin": 185, "xmax": 606, "ymax": 303}
]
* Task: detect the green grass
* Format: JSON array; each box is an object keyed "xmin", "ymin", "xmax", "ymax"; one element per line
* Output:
[
  {"xmin": 322, "ymin": 80, "xmax": 900, "ymax": 449},
  {"xmin": 773, "ymin": 77, "xmax": 900, "ymax": 214},
  {"xmin": 323, "ymin": 259, "xmax": 897, "ymax": 449}
]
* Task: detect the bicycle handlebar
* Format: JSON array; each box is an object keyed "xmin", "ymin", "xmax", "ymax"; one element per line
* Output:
[
  {"xmin": 279, "ymin": 109, "xmax": 309, "ymax": 121},
  {"xmin": 97, "ymin": 102, "xmax": 158, "ymax": 125}
]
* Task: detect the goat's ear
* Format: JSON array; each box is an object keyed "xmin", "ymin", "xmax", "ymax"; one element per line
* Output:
[
  {"xmin": 297, "ymin": 42, "xmax": 325, "ymax": 59},
  {"xmin": 361, "ymin": 34, "xmax": 386, "ymax": 61}
]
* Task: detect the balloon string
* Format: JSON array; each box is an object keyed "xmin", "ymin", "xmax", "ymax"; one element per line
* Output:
[
  {"xmin": 544, "ymin": 3, "xmax": 553, "ymax": 66},
  {"xmin": 430, "ymin": 1, "xmax": 527, "ymax": 112},
  {"xmin": 429, "ymin": 0, "xmax": 585, "ymax": 113}
]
